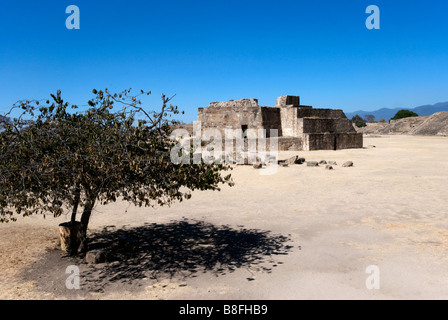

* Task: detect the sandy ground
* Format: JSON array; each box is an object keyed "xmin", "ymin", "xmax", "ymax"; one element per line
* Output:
[{"xmin": 1, "ymin": 135, "xmax": 448, "ymax": 300}]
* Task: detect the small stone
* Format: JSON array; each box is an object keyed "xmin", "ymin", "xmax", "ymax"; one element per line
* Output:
[
  {"xmin": 306, "ymin": 161, "xmax": 319, "ymax": 167},
  {"xmin": 325, "ymin": 165, "xmax": 333, "ymax": 170},
  {"xmin": 287, "ymin": 155, "xmax": 299, "ymax": 165},
  {"xmin": 253, "ymin": 162, "xmax": 262, "ymax": 169},
  {"xmin": 296, "ymin": 157, "xmax": 306, "ymax": 164},
  {"xmin": 328, "ymin": 161, "xmax": 337, "ymax": 165},
  {"xmin": 319, "ymin": 160, "xmax": 327, "ymax": 165},
  {"xmin": 342, "ymin": 161, "xmax": 354, "ymax": 167},
  {"xmin": 85, "ymin": 250, "xmax": 106, "ymax": 264}
]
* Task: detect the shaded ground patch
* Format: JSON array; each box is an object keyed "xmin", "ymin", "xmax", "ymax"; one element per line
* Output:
[{"xmin": 23, "ymin": 219, "xmax": 293, "ymax": 297}]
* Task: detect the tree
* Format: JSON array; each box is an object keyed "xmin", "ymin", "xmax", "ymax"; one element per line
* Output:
[
  {"xmin": 391, "ymin": 109, "xmax": 418, "ymax": 121},
  {"xmin": 378, "ymin": 118, "xmax": 386, "ymax": 123},
  {"xmin": 0, "ymin": 115, "xmax": 10, "ymax": 130},
  {"xmin": 0, "ymin": 89, "xmax": 233, "ymax": 255},
  {"xmin": 364, "ymin": 114, "xmax": 375, "ymax": 123},
  {"xmin": 352, "ymin": 114, "xmax": 367, "ymax": 128}
]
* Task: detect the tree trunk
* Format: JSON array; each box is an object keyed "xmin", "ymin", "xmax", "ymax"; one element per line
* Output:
[
  {"xmin": 78, "ymin": 198, "xmax": 95, "ymax": 254},
  {"xmin": 59, "ymin": 221, "xmax": 81, "ymax": 254},
  {"xmin": 58, "ymin": 184, "xmax": 82, "ymax": 255},
  {"xmin": 68, "ymin": 184, "xmax": 81, "ymax": 255}
]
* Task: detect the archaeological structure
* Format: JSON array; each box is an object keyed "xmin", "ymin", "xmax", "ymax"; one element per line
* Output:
[{"xmin": 196, "ymin": 95, "xmax": 363, "ymax": 151}]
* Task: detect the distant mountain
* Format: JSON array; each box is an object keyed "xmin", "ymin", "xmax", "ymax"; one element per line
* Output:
[{"xmin": 345, "ymin": 102, "xmax": 448, "ymax": 122}]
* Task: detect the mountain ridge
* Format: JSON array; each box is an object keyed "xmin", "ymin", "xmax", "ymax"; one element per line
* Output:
[{"xmin": 345, "ymin": 101, "xmax": 448, "ymax": 121}]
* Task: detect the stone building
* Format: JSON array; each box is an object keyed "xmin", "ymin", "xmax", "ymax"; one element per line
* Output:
[{"xmin": 197, "ymin": 95, "xmax": 363, "ymax": 151}]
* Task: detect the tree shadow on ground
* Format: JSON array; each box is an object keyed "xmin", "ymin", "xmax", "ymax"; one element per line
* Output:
[{"xmin": 82, "ymin": 219, "xmax": 293, "ymax": 291}]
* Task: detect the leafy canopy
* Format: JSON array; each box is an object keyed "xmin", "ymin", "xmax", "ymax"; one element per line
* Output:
[
  {"xmin": 391, "ymin": 109, "xmax": 419, "ymax": 121},
  {"xmin": 0, "ymin": 89, "xmax": 233, "ymax": 224},
  {"xmin": 351, "ymin": 114, "xmax": 367, "ymax": 128}
]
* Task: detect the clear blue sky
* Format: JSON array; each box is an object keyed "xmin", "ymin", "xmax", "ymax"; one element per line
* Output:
[{"xmin": 1, "ymin": 0, "xmax": 447, "ymax": 122}]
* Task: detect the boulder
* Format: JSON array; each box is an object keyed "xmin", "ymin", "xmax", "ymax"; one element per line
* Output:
[
  {"xmin": 297, "ymin": 157, "xmax": 306, "ymax": 164},
  {"xmin": 319, "ymin": 160, "xmax": 327, "ymax": 165},
  {"xmin": 278, "ymin": 155, "xmax": 298, "ymax": 165},
  {"xmin": 306, "ymin": 161, "xmax": 319, "ymax": 167},
  {"xmin": 328, "ymin": 161, "xmax": 337, "ymax": 165},
  {"xmin": 287, "ymin": 155, "xmax": 299, "ymax": 165},
  {"xmin": 85, "ymin": 249, "xmax": 106, "ymax": 264},
  {"xmin": 342, "ymin": 161, "xmax": 354, "ymax": 167},
  {"xmin": 325, "ymin": 165, "xmax": 333, "ymax": 170}
]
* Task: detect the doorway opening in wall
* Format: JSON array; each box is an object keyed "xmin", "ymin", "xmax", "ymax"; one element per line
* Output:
[
  {"xmin": 241, "ymin": 125, "xmax": 248, "ymax": 138},
  {"xmin": 334, "ymin": 135, "xmax": 337, "ymax": 151}
]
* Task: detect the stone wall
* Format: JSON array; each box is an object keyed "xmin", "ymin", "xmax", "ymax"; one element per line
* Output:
[
  {"xmin": 197, "ymin": 99, "xmax": 263, "ymax": 137},
  {"xmin": 297, "ymin": 108, "xmax": 346, "ymax": 119},
  {"xmin": 196, "ymin": 95, "xmax": 363, "ymax": 151},
  {"xmin": 280, "ymin": 107, "xmax": 299, "ymax": 136},
  {"xmin": 336, "ymin": 132, "xmax": 363, "ymax": 150},
  {"xmin": 207, "ymin": 99, "xmax": 259, "ymax": 109},
  {"xmin": 302, "ymin": 118, "xmax": 355, "ymax": 134},
  {"xmin": 303, "ymin": 133, "xmax": 363, "ymax": 151},
  {"xmin": 276, "ymin": 136, "xmax": 303, "ymax": 151},
  {"xmin": 260, "ymin": 107, "xmax": 282, "ymax": 137}
]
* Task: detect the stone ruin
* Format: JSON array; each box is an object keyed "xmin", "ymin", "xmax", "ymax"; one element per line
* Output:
[{"xmin": 197, "ymin": 95, "xmax": 363, "ymax": 151}]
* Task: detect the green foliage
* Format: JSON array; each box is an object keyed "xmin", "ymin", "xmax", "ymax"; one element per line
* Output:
[
  {"xmin": 0, "ymin": 89, "xmax": 233, "ymax": 241},
  {"xmin": 391, "ymin": 109, "xmax": 419, "ymax": 121},
  {"xmin": 352, "ymin": 114, "xmax": 367, "ymax": 128},
  {"xmin": 364, "ymin": 114, "xmax": 375, "ymax": 123}
]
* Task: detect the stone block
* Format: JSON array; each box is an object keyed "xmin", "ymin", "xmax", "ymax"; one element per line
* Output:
[{"xmin": 276, "ymin": 95, "xmax": 300, "ymax": 106}]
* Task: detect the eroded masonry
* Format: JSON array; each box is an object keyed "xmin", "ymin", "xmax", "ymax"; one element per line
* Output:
[{"xmin": 197, "ymin": 95, "xmax": 363, "ymax": 151}]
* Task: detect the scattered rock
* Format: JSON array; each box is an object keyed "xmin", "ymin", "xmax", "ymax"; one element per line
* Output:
[
  {"xmin": 287, "ymin": 155, "xmax": 299, "ymax": 165},
  {"xmin": 306, "ymin": 161, "xmax": 319, "ymax": 167},
  {"xmin": 342, "ymin": 161, "xmax": 354, "ymax": 167},
  {"xmin": 85, "ymin": 249, "xmax": 106, "ymax": 264},
  {"xmin": 277, "ymin": 159, "xmax": 286, "ymax": 165},
  {"xmin": 328, "ymin": 161, "xmax": 337, "ymax": 165},
  {"xmin": 253, "ymin": 161, "xmax": 262, "ymax": 169},
  {"xmin": 319, "ymin": 160, "xmax": 327, "ymax": 165},
  {"xmin": 278, "ymin": 155, "xmax": 298, "ymax": 165},
  {"xmin": 296, "ymin": 157, "xmax": 306, "ymax": 164},
  {"xmin": 280, "ymin": 162, "xmax": 289, "ymax": 167},
  {"xmin": 325, "ymin": 165, "xmax": 333, "ymax": 170}
]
